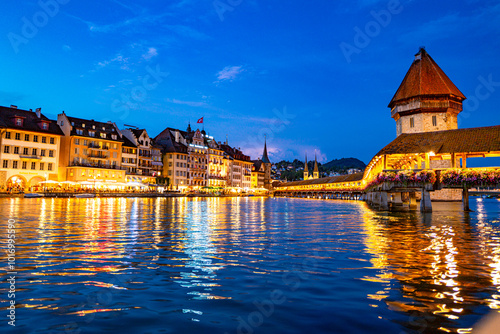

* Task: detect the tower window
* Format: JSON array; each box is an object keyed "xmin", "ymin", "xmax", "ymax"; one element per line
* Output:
[
  {"xmin": 410, "ymin": 117, "xmax": 415, "ymax": 128},
  {"xmin": 432, "ymin": 115, "xmax": 437, "ymax": 126}
]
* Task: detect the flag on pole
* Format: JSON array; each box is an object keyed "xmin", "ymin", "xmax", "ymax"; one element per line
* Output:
[{"xmin": 197, "ymin": 117, "xmax": 204, "ymax": 124}]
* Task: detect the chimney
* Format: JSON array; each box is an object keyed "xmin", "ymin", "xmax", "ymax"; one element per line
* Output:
[
  {"xmin": 10, "ymin": 105, "xmax": 17, "ymax": 109},
  {"xmin": 36, "ymin": 108, "xmax": 41, "ymax": 118}
]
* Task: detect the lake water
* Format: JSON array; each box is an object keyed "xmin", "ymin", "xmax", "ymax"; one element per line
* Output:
[{"xmin": 1, "ymin": 196, "xmax": 500, "ymax": 333}]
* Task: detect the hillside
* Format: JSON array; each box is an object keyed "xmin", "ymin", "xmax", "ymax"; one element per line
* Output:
[{"xmin": 322, "ymin": 158, "xmax": 366, "ymax": 170}]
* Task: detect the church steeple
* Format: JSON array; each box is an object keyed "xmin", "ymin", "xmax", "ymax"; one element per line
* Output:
[
  {"xmin": 389, "ymin": 47, "xmax": 466, "ymax": 136},
  {"xmin": 262, "ymin": 138, "xmax": 271, "ymax": 164},
  {"xmin": 303, "ymin": 154, "xmax": 309, "ymax": 180},
  {"xmin": 187, "ymin": 122, "xmax": 192, "ymax": 133},
  {"xmin": 313, "ymin": 152, "xmax": 319, "ymax": 179}
]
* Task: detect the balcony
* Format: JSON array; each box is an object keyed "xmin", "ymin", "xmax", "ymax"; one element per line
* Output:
[
  {"xmin": 19, "ymin": 154, "xmax": 42, "ymax": 160},
  {"xmin": 88, "ymin": 153, "xmax": 109, "ymax": 160},
  {"xmin": 69, "ymin": 162, "xmax": 126, "ymax": 170},
  {"xmin": 88, "ymin": 143, "xmax": 109, "ymax": 150}
]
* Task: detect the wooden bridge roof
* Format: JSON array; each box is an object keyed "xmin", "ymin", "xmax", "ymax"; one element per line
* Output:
[
  {"xmin": 376, "ymin": 125, "xmax": 500, "ymax": 156},
  {"xmin": 275, "ymin": 172, "xmax": 364, "ymax": 188}
]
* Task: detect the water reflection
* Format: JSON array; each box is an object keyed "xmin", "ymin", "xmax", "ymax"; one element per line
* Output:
[
  {"xmin": 1, "ymin": 197, "xmax": 500, "ymax": 333},
  {"xmin": 361, "ymin": 201, "xmax": 500, "ymax": 333}
]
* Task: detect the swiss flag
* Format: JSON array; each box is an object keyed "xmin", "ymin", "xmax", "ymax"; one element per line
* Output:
[{"xmin": 197, "ymin": 117, "xmax": 204, "ymax": 124}]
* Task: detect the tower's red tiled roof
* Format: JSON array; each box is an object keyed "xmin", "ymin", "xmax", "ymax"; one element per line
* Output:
[{"xmin": 388, "ymin": 48, "xmax": 466, "ymax": 108}]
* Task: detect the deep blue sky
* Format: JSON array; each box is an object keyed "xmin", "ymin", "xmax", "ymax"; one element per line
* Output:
[{"xmin": 1, "ymin": 0, "xmax": 500, "ymax": 164}]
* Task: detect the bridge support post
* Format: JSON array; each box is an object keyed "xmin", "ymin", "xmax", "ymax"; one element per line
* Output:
[
  {"xmin": 409, "ymin": 192, "xmax": 417, "ymax": 211},
  {"xmin": 392, "ymin": 192, "xmax": 404, "ymax": 211},
  {"xmin": 463, "ymin": 187, "xmax": 471, "ymax": 212},
  {"xmin": 380, "ymin": 192, "xmax": 389, "ymax": 210},
  {"xmin": 420, "ymin": 189, "xmax": 432, "ymax": 213}
]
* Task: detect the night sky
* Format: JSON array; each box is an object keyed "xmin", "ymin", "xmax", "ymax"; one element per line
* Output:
[{"xmin": 1, "ymin": 0, "xmax": 499, "ymax": 165}]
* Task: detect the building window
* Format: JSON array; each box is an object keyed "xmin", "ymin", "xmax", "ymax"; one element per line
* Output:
[
  {"xmin": 2, "ymin": 160, "xmax": 8, "ymax": 168},
  {"xmin": 75, "ymin": 148, "xmax": 79, "ymax": 155},
  {"xmin": 50, "ymin": 137, "xmax": 54, "ymax": 144},
  {"xmin": 33, "ymin": 135, "xmax": 38, "ymax": 142},
  {"xmin": 13, "ymin": 147, "xmax": 19, "ymax": 154},
  {"xmin": 3, "ymin": 146, "xmax": 9, "ymax": 154},
  {"xmin": 32, "ymin": 148, "xmax": 37, "ymax": 156},
  {"xmin": 432, "ymin": 115, "xmax": 437, "ymax": 127},
  {"xmin": 83, "ymin": 140, "xmax": 88, "ymax": 146},
  {"xmin": 89, "ymin": 131, "xmax": 95, "ymax": 137},
  {"xmin": 41, "ymin": 149, "xmax": 46, "ymax": 157},
  {"xmin": 40, "ymin": 163, "xmax": 44, "ymax": 170},
  {"xmin": 15, "ymin": 133, "xmax": 20, "ymax": 140},
  {"xmin": 42, "ymin": 123, "xmax": 48, "ymax": 130},
  {"xmin": 15, "ymin": 118, "xmax": 23, "ymax": 126},
  {"xmin": 75, "ymin": 138, "xmax": 80, "ymax": 145},
  {"xmin": 12, "ymin": 161, "xmax": 18, "ymax": 169},
  {"xmin": 76, "ymin": 129, "xmax": 83, "ymax": 135},
  {"xmin": 31, "ymin": 162, "xmax": 36, "ymax": 170},
  {"xmin": 100, "ymin": 133, "xmax": 106, "ymax": 139},
  {"xmin": 5, "ymin": 132, "xmax": 11, "ymax": 139},
  {"xmin": 48, "ymin": 163, "xmax": 53, "ymax": 171},
  {"xmin": 25, "ymin": 134, "xmax": 30, "ymax": 141},
  {"xmin": 23, "ymin": 147, "xmax": 29, "ymax": 155},
  {"xmin": 22, "ymin": 161, "xmax": 27, "ymax": 169},
  {"xmin": 49, "ymin": 150, "xmax": 54, "ymax": 157},
  {"xmin": 42, "ymin": 136, "xmax": 47, "ymax": 143},
  {"xmin": 410, "ymin": 117, "xmax": 415, "ymax": 128}
]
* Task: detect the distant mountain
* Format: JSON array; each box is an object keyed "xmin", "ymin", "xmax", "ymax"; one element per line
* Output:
[{"xmin": 322, "ymin": 158, "xmax": 366, "ymax": 171}]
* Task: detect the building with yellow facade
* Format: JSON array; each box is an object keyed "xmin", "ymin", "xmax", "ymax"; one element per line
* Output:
[
  {"xmin": 57, "ymin": 112, "xmax": 126, "ymax": 185},
  {"xmin": 0, "ymin": 105, "xmax": 63, "ymax": 191}
]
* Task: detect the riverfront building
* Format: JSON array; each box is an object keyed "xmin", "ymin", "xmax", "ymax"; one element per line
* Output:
[
  {"xmin": 155, "ymin": 125, "xmax": 261, "ymax": 191},
  {"xmin": 57, "ymin": 112, "xmax": 126, "ymax": 184},
  {"xmin": 0, "ymin": 106, "xmax": 63, "ymax": 190},
  {"xmin": 120, "ymin": 128, "xmax": 160, "ymax": 184}
]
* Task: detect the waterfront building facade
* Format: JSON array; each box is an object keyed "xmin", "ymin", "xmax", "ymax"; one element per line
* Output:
[
  {"xmin": 155, "ymin": 128, "xmax": 189, "ymax": 190},
  {"xmin": 120, "ymin": 128, "xmax": 157, "ymax": 184},
  {"xmin": 57, "ymin": 112, "xmax": 126, "ymax": 184},
  {"xmin": 251, "ymin": 160, "xmax": 265, "ymax": 188},
  {"xmin": 207, "ymin": 138, "xmax": 227, "ymax": 188},
  {"xmin": 0, "ymin": 106, "xmax": 63, "ymax": 190}
]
